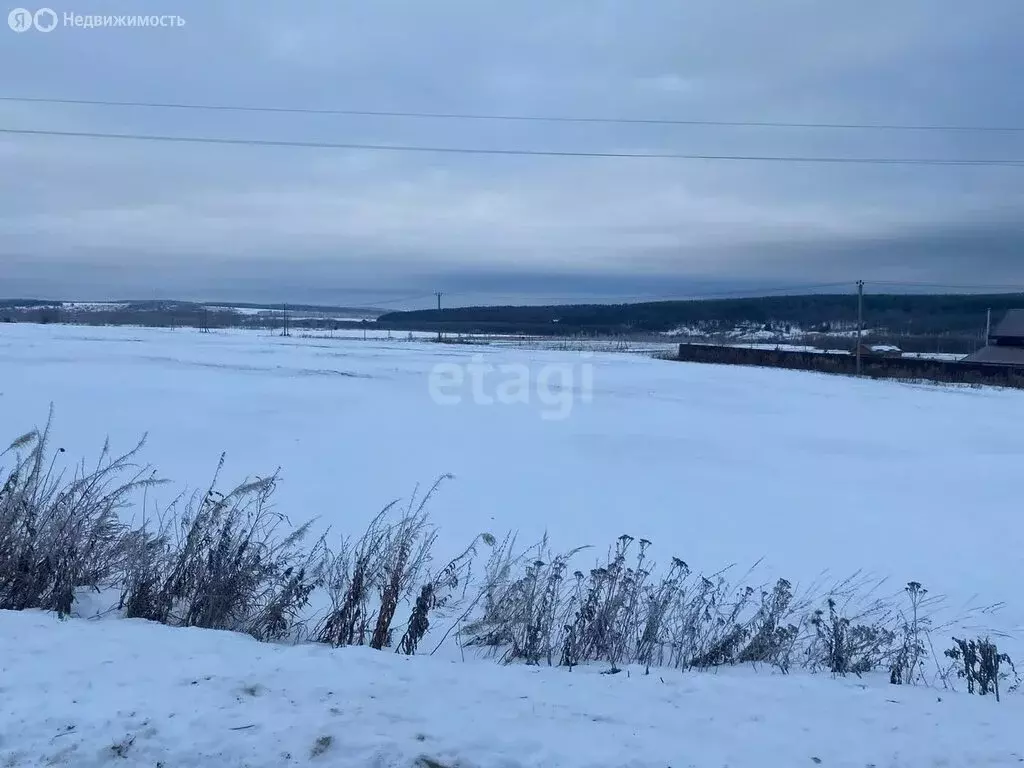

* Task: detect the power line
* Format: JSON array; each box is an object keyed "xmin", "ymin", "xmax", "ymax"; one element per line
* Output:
[
  {"xmin": 865, "ymin": 280, "xmax": 1024, "ymax": 291},
  {"xmin": 3, "ymin": 95, "xmax": 1023, "ymax": 134},
  {"xmin": 3, "ymin": 127, "xmax": 1024, "ymax": 166},
  {"xmin": 369, "ymin": 293, "xmax": 438, "ymax": 306},
  {"xmin": 376, "ymin": 281, "xmax": 1024, "ymax": 307},
  {"xmin": 428, "ymin": 283, "xmax": 859, "ymax": 305},
  {"xmin": 646, "ymin": 282, "xmax": 858, "ymax": 301},
  {"xmin": 856, "ymin": 279, "xmax": 864, "ymax": 376},
  {"xmin": 350, "ymin": 281, "xmax": 1024, "ymax": 308}
]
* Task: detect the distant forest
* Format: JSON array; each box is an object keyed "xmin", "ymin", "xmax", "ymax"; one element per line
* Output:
[
  {"xmin": 0, "ymin": 301, "xmax": 371, "ymax": 331},
  {"xmin": 3, "ymin": 293, "xmax": 1022, "ymax": 343},
  {"xmin": 377, "ymin": 293, "xmax": 1024, "ymax": 336}
]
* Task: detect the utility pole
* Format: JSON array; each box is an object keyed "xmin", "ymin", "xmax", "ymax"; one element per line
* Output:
[
  {"xmin": 985, "ymin": 308, "xmax": 992, "ymax": 344},
  {"xmin": 435, "ymin": 291, "xmax": 443, "ymax": 342},
  {"xmin": 855, "ymin": 280, "xmax": 864, "ymax": 376},
  {"xmin": 280, "ymin": 304, "xmax": 290, "ymax": 337}
]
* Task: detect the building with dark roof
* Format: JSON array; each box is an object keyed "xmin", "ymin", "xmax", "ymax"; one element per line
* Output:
[
  {"xmin": 991, "ymin": 308, "xmax": 1024, "ymax": 340},
  {"xmin": 852, "ymin": 343, "xmax": 902, "ymax": 359},
  {"xmin": 962, "ymin": 309, "xmax": 1024, "ymax": 367}
]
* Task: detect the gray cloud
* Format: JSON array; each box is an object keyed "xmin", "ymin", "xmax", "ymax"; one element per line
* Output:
[{"xmin": 2, "ymin": 0, "xmax": 1023, "ymax": 304}]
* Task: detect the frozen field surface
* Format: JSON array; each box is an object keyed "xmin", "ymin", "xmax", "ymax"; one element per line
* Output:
[
  {"xmin": 2, "ymin": 608, "xmax": 1023, "ymax": 768},
  {"xmin": 2, "ymin": 322, "xmax": 1024, "ymax": 766},
  {"xmin": 1, "ymin": 324, "xmax": 1022, "ymax": 609}
]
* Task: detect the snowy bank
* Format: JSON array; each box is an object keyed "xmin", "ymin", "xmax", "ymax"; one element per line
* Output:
[{"xmin": 2, "ymin": 610, "xmax": 1023, "ymax": 768}]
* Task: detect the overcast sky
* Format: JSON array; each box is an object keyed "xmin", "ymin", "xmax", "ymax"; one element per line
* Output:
[{"xmin": 2, "ymin": 1, "xmax": 1023, "ymax": 308}]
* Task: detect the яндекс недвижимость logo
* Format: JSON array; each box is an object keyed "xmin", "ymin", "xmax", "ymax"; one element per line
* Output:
[
  {"xmin": 8, "ymin": 7, "xmax": 57, "ymax": 31},
  {"xmin": 8, "ymin": 8, "xmax": 185, "ymax": 31}
]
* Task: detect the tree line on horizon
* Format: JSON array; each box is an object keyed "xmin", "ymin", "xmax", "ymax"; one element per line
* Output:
[
  {"xmin": 377, "ymin": 293, "xmax": 1024, "ymax": 336},
  {"xmin": 2, "ymin": 293, "xmax": 1022, "ymax": 338}
]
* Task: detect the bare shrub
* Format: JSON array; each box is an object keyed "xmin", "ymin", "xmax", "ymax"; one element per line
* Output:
[
  {"xmin": 2, "ymin": 414, "xmax": 1017, "ymax": 702},
  {"xmin": 583, "ymin": 536, "xmax": 653, "ymax": 672},
  {"xmin": 808, "ymin": 599, "xmax": 888, "ymax": 676},
  {"xmin": 944, "ymin": 636, "xmax": 1019, "ymax": 702},
  {"xmin": 465, "ymin": 536, "xmax": 816, "ymax": 676},
  {"xmin": 118, "ymin": 454, "xmax": 323, "ymax": 641},
  {"xmin": 0, "ymin": 408, "xmax": 164, "ymax": 616},
  {"xmin": 463, "ymin": 535, "xmax": 587, "ymax": 666},
  {"xmin": 632, "ymin": 556, "xmax": 689, "ymax": 673},
  {"xmin": 398, "ymin": 531, "xmax": 493, "ymax": 655},
  {"xmin": 734, "ymin": 578, "xmax": 803, "ymax": 672},
  {"xmin": 315, "ymin": 512, "xmax": 387, "ymax": 647},
  {"xmin": 314, "ymin": 475, "xmax": 479, "ymax": 651},
  {"xmin": 370, "ymin": 478, "xmax": 447, "ymax": 650},
  {"xmin": 889, "ymin": 581, "xmax": 931, "ymax": 685},
  {"xmin": 456, "ymin": 533, "xmax": 522, "ymax": 654},
  {"xmin": 460, "ymin": 538, "xmax": 1000, "ymax": 688},
  {"xmin": 687, "ymin": 577, "xmax": 762, "ymax": 671}
]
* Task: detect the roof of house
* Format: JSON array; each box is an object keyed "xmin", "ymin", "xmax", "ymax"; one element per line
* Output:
[
  {"xmin": 962, "ymin": 344, "xmax": 1024, "ymax": 367},
  {"xmin": 853, "ymin": 343, "xmax": 901, "ymax": 354},
  {"xmin": 991, "ymin": 309, "xmax": 1024, "ymax": 340}
]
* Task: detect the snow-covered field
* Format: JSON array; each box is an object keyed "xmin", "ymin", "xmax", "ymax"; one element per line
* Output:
[
  {"xmin": 2, "ymin": 322, "xmax": 1024, "ymax": 766},
  {"xmin": 3, "ymin": 323, "xmax": 1019, "ymax": 587}
]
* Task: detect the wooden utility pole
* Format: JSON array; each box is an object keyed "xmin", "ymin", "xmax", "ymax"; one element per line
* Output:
[
  {"xmin": 855, "ymin": 280, "xmax": 864, "ymax": 376},
  {"xmin": 985, "ymin": 308, "xmax": 992, "ymax": 343},
  {"xmin": 435, "ymin": 291, "xmax": 443, "ymax": 342},
  {"xmin": 280, "ymin": 304, "xmax": 290, "ymax": 337}
]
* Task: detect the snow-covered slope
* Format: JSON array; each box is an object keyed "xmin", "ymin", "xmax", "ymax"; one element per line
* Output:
[
  {"xmin": 2, "ymin": 609, "xmax": 1022, "ymax": 768},
  {"xmin": 2, "ymin": 322, "xmax": 1023, "ymax": 766},
  {"xmin": 1, "ymin": 324, "xmax": 1021, "ymax": 622}
]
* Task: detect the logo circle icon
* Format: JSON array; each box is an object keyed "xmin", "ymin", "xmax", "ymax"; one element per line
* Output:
[
  {"xmin": 33, "ymin": 7, "xmax": 57, "ymax": 31},
  {"xmin": 8, "ymin": 7, "xmax": 33, "ymax": 32}
]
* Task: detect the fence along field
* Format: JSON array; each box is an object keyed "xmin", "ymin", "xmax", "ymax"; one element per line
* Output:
[{"xmin": 673, "ymin": 343, "xmax": 1024, "ymax": 389}]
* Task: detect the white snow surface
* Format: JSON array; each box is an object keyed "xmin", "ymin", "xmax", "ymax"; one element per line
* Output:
[
  {"xmin": 2, "ymin": 322, "xmax": 1024, "ymax": 766},
  {"xmin": 62, "ymin": 302, "xmax": 131, "ymax": 311},
  {"xmin": 1, "ymin": 324, "xmax": 1022, "ymax": 626},
  {"xmin": 2, "ymin": 608, "xmax": 1023, "ymax": 768},
  {"xmin": 903, "ymin": 351, "xmax": 968, "ymax": 362}
]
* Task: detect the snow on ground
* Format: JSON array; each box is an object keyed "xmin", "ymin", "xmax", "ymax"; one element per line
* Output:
[
  {"xmin": 61, "ymin": 302, "xmax": 130, "ymax": 311},
  {"xmin": 2, "ymin": 608, "xmax": 1023, "ymax": 768},
  {"xmin": 2, "ymin": 322, "xmax": 1024, "ymax": 765},
  {"xmin": 658, "ymin": 325, "xmax": 808, "ymax": 341},
  {"xmin": 723, "ymin": 342, "xmax": 851, "ymax": 354},
  {"xmin": 298, "ymin": 330, "xmax": 679, "ymax": 355},
  {"xmin": 482, "ymin": 335, "xmax": 679, "ymax": 355},
  {"xmin": 903, "ymin": 351, "xmax": 968, "ymax": 362},
  {"xmin": 204, "ymin": 305, "xmax": 269, "ymax": 316},
  {"xmin": 1, "ymin": 323, "xmax": 1022, "ymax": 631},
  {"xmin": 724, "ymin": 343, "xmax": 966, "ymax": 360}
]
